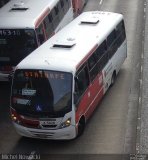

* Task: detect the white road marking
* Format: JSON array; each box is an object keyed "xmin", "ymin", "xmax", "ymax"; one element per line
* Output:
[{"xmin": 99, "ymin": 0, "xmax": 103, "ymax": 5}]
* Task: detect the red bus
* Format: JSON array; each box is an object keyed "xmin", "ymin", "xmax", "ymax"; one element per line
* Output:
[{"xmin": 10, "ymin": 11, "xmax": 127, "ymax": 140}]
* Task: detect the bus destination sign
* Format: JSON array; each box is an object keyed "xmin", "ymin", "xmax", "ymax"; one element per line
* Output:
[{"xmin": 0, "ymin": 29, "xmax": 21, "ymax": 36}]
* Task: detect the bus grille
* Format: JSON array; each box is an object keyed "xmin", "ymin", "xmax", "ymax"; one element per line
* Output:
[{"xmin": 30, "ymin": 131, "xmax": 55, "ymax": 138}]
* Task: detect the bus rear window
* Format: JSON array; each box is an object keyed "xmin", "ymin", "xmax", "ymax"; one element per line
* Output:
[{"xmin": 0, "ymin": 29, "xmax": 37, "ymax": 66}]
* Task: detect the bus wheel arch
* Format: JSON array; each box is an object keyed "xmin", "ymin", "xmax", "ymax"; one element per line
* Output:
[
  {"xmin": 77, "ymin": 115, "xmax": 85, "ymax": 137},
  {"xmin": 111, "ymin": 70, "xmax": 116, "ymax": 86}
]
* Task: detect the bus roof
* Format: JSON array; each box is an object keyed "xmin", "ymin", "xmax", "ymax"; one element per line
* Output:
[
  {"xmin": 16, "ymin": 11, "xmax": 124, "ymax": 73},
  {"xmin": 0, "ymin": 0, "xmax": 59, "ymax": 29}
]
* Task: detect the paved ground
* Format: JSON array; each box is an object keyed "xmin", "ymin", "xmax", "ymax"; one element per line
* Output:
[{"xmin": 140, "ymin": 0, "xmax": 148, "ymax": 154}]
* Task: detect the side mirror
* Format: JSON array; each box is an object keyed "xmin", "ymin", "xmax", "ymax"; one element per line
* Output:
[{"xmin": 74, "ymin": 92, "xmax": 79, "ymax": 105}]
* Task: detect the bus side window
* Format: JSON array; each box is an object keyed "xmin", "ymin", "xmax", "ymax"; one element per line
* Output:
[
  {"xmin": 95, "ymin": 41, "xmax": 107, "ymax": 60},
  {"xmin": 48, "ymin": 13, "xmax": 53, "ymax": 23},
  {"xmin": 116, "ymin": 20, "xmax": 126, "ymax": 47},
  {"xmin": 88, "ymin": 54, "xmax": 96, "ymax": 70},
  {"xmin": 66, "ymin": 0, "xmax": 71, "ymax": 7},
  {"xmin": 58, "ymin": 0, "xmax": 64, "ymax": 21},
  {"xmin": 107, "ymin": 29, "xmax": 117, "ymax": 59},
  {"xmin": 63, "ymin": 0, "xmax": 70, "ymax": 13},
  {"xmin": 88, "ymin": 54, "xmax": 98, "ymax": 82},
  {"xmin": 60, "ymin": 0, "xmax": 64, "ymax": 8},
  {"xmin": 121, "ymin": 21, "xmax": 126, "ymax": 39},
  {"xmin": 54, "ymin": 4, "xmax": 59, "ymax": 16},
  {"xmin": 74, "ymin": 66, "xmax": 89, "ymax": 104},
  {"xmin": 51, "ymin": 4, "xmax": 60, "ymax": 29},
  {"xmin": 36, "ymin": 24, "xmax": 46, "ymax": 45},
  {"xmin": 43, "ymin": 14, "xmax": 54, "ymax": 38},
  {"xmin": 95, "ymin": 41, "xmax": 108, "ymax": 73}
]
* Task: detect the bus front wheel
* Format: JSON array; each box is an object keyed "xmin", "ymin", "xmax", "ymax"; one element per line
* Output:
[{"xmin": 77, "ymin": 117, "xmax": 85, "ymax": 137}]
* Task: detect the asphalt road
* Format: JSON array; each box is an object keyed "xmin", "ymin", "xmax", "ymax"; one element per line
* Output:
[
  {"xmin": 140, "ymin": 0, "xmax": 148, "ymax": 154},
  {"xmin": 0, "ymin": 0, "xmax": 146, "ymax": 159}
]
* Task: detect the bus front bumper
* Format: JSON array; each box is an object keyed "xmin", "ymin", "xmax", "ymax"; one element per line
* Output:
[{"xmin": 13, "ymin": 123, "xmax": 77, "ymax": 140}]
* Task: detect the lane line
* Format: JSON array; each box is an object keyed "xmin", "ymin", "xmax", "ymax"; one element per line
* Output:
[
  {"xmin": 139, "ymin": 97, "xmax": 141, "ymax": 104},
  {"xmin": 141, "ymin": 66, "xmax": 143, "ymax": 73},
  {"xmin": 139, "ymin": 79, "xmax": 143, "ymax": 88},
  {"xmin": 99, "ymin": 0, "xmax": 103, "ymax": 5}
]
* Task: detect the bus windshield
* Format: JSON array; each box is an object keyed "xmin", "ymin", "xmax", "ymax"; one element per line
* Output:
[
  {"xmin": 0, "ymin": 29, "xmax": 37, "ymax": 66},
  {"xmin": 11, "ymin": 70, "xmax": 72, "ymax": 118}
]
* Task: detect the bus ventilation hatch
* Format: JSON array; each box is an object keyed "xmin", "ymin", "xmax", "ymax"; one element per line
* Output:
[
  {"xmin": 80, "ymin": 17, "xmax": 100, "ymax": 25},
  {"xmin": 52, "ymin": 39, "xmax": 76, "ymax": 49},
  {"xmin": 10, "ymin": 2, "xmax": 29, "ymax": 11}
]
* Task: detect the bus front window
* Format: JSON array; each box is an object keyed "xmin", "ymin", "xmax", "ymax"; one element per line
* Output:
[
  {"xmin": 0, "ymin": 29, "xmax": 37, "ymax": 66},
  {"xmin": 11, "ymin": 70, "xmax": 72, "ymax": 118}
]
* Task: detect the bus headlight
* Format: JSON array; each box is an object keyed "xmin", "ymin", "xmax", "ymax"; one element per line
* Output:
[
  {"xmin": 59, "ymin": 118, "xmax": 71, "ymax": 128},
  {"xmin": 11, "ymin": 114, "xmax": 17, "ymax": 121}
]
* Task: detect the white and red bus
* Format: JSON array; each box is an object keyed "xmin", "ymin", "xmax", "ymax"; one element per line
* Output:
[
  {"xmin": 10, "ymin": 11, "xmax": 127, "ymax": 140},
  {"xmin": 72, "ymin": 0, "xmax": 88, "ymax": 16},
  {"xmin": 0, "ymin": 0, "xmax": 74, "ymax": 81}
]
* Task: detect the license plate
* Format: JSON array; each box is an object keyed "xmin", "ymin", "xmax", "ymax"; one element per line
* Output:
[{"xmin": 40, "ymin": 121, "xmax": 55, "ymax": 125}]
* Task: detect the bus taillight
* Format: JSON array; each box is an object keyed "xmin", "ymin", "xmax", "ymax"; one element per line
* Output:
[{"xmin": 0, "ymin": 66, "xmax": 13, "ymax": 73}]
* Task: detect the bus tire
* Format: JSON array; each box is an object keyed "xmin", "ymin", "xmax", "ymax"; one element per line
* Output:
[
  {"xmin": 84, "ymin": 0, "xmax": 88, "ymax": 5},
  {"xmin": 111, "ymin": 72, "xmax": 116, "ymax": 86},
  {"xmin": 77, "ymin": 117, "xmax": 85, "ymax": 137}
]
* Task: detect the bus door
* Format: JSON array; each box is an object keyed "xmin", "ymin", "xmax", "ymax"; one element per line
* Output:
[
  {"xmin": 74, "ymin": 64, "xmax": 92, "ymax": 123},
  {"xmin": 86, "ymin": 52, "xmax": 104, "ymax": 118}
]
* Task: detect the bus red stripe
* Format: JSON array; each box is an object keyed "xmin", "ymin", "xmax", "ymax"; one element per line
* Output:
[
  {"xmin": 35, "ymin": 7, "xmax": 50, "ymax": 28},
  {"xmin": 76, "ymin": 44, "xmax": 98, "ymax": 69},
  {"xmin": 75, "ymin": 72, "xmax": 104, "ymax": 124}
]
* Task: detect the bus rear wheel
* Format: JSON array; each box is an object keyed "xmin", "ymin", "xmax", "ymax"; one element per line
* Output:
[
  {"xmin": 77, "ymin": 118, "xmax": 85, "ymax": 137},
  {"xmin": 111, "ymin": 72, "xmax": 116, "ymax": 86}
]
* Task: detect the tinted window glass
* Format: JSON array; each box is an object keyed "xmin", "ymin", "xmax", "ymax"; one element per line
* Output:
[
  {"xmin": 0, "ymin": 29, "xmax": 37, "ymax": 66},
  {"xmin": 107, "ymin": 30, "xmax": 116, "ymax": 47},
  {"xmin": 48, "ymin": 14, "xmax": 53, "ymax": 23},
  {"xmin": 97, "ymin": 53, "xmax": 108, "ymax": 72},
  {"xmin": 96, "ymin": 41, "xmax": 107, "ymax": 60},
  {"xmin": 75, "ymin": 66, "xmax": 89, "ymax": 103},
  {"xmin": 60, "ymin": 0, "xmax": 64, "ymax": 8},
  {"xmin": 88, "ymin": 54, "xmax": 98, "ymax": 82},
  {"xmin": 43, "ymin": 16, "xmax": 54, "ymax": 38},
  {"xmin": 54, "ymin": 5, "xmax": 59, "ymax": 15},
  {"xmin": 51, "ymin": 7, "xmax": 59, "ymax": 29},
  {"xmin": 107, "ymin": 30, "xmax": 118, "ymax": 58},
  {"xmin": 116, "ymin": 21, "xmax": 126, "ymax": 47},
  {"xmin": 11, "ymin": 70, "xmax": 72, "ymax": 118},
  {"xmin": 88, "ymin": 54, "xmax": 96, "ymax": 70},
  {"xmin": 36, "ymin": 24, "xmax": 45, "ymax": 45},
  {"xmin": 58, "ymin": 0, "xmax": 64, "ymax": 20},
  {"xmin": 116, "ymin": 20, "xmax": 125, "ymax": 35}
]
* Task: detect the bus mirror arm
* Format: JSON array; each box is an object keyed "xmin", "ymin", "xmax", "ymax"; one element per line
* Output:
[
  {"xmin": 74, "ymin": 92, "xmax": 79, "ymax": 105},
  {"xmin": 8, "ymin": 72, "xmax": 14, "ymax": 84}
]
